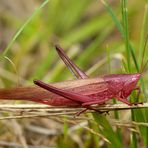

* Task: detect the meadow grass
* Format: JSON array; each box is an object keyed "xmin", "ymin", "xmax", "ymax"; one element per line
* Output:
[{"xmin": 0, "ymin": 0, "xmax": 148, "ymax": 147}]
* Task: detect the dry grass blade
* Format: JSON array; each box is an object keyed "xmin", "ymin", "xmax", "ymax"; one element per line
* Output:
[
  {"xmin": 0, "ymin": 103, "xmax": 148, "ymax": 112},
  {"xmin": 64, "ymin": 119, "xmax": 110, "ymax": 144},
  {"xmin": 111, "ymin": 119, "xmax": 148, "ymax": 128},
  {"xmin": 0, "ymin": 103, "xmax": 148, "ymax": 120}
]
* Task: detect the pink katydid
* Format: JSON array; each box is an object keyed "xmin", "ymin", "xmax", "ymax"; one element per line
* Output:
[{"xmin": 0, "ymin": 42, "xmax": 147, "ymax": 115}]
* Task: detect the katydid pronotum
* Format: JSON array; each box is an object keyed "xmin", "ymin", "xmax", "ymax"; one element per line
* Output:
[{"xmin": 0, "ymin": 45, "xmax": 144, "ymax": 115}]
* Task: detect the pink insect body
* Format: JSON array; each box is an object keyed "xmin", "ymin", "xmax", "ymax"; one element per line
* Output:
[
  {"xmin": 104, "ymin": 74, "xmax": 141, "ymax": 104},
  {"xmin": 0, "ymin": 45, "xmax": 142, "ymax": 114},
  {"xmin": 33, "ymin": 73, "xmax": 141, "ymax": 107}
]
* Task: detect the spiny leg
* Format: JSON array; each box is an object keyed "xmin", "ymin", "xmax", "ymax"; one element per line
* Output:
[
  {"xmin": 55, "ymin": 45, "xmax": 87, "ymax": 79},
  {"xmin": 75, "ymin": 106, "xmax": 107, "ymax": 116},
  {"xmin": 76, "ymin": 99, "xmax": 110, "ymax": 116},
  {"xmin": 75, "ymin": 108, "xmax": 88, "ymax": 116}
]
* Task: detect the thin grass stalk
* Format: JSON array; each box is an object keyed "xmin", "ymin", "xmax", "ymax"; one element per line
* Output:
[
  {"xmin": 121, "ymin": 0, "xmax": 137, "ymax": 147},
  {"xmin": 1, "ymin": 0, "xmax": 50, "ymax": 58},
  {"xmin": 121, "ymin": 0, "xmax": 130, "ymax": 72},
  {"xmin": 130, "ymin": 110, "xmax": 137, "ymax": 148},
  {"xmin": 139, "ymin": 5, "xmax": 148, "ymax": 68},
  {"xmin": 0, "ymin": 103, "xmax": 148, "ymax": 110},
  {"xmin": 100, "ymin": 0, "xmax": 124, "ymax": 36},
  {"xmin": 139, "ymin": 5, "xmax": 148, "ymax": 148},
  {"xmin": 100, "ymin": 1, "xmax": 147, "ymax": 146},
  {"xmin": 101, "ymin": 0, "xmax": 138, "ymax": 72},
  {"xmin": 139, "ymin": 5, "xmax": 148, "ymax": 100}
]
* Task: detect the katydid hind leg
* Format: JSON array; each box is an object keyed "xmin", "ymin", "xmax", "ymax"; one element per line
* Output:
[
  {"xmin": 75, "ymin": 108, "xmax": 88, "ymax": 116},
  {"xmin": 34, "ymin": 80, "xmax": 91, "ymax": 103},
  {"xmin": 34, "ymin": 80, "xmax": 109, "ymax": 115},
  {"xmin": 81, "ymin": 99, "xmax": 110, "ymax": 115},
  {"xmin": 86, "ymin": 106, "xmax": 109, "ymax": 114},
  {"xmin": 55, "ymin": 45, "xmax": 88, "ymax": 79},
  {"xmin": 75, "ymin": 106, "xmax": 108, "ymax": 116}
]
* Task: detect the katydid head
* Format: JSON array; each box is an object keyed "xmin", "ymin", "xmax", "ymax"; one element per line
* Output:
[
  {"xmin": 121, "ymin": 73, "xmax": 141, "ymax": 98},
  {"xmin": 104, "ymin": 74, "xmax": 141, "ymax": 98}
]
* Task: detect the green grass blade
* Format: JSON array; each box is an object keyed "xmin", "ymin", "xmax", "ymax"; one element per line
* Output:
[
  {"xmin": 93, "ymin": 113, "xmax": 123, "ymax": 148},
  {"xmin": 121, "ymin": 0, "xmax": 137, "ymax": 147},
  {"xmin": 101, "ymin": 0, "xmax": 138, "ymax": 73},
  {"xmin": 139, "ymin": 5, "xmax": 148, "ymax": 67},
  {"xmin": 121, "ymin": 0, "xmax": 130, "ymax": 71},
  {"xmin": 1, "ymin": 0, "xmax": 50, "ymax": 58},
  {"xmin": 101, "ymin": 0, "xmax": 124, "ymax": 36},
  {"xmin": 107, "ymin": 44, "xmax": 122, "ymax": 143},
  {"xmin": 138, "ymin": 5, "xmax": 148, "ymax": 100},
  {"xmin": 62, "ymin": 14, "xmax": 111, "ymax": 46},
  {"xmin": 101, "ymin": 0, "xmax": 148, "ymax": 147}
]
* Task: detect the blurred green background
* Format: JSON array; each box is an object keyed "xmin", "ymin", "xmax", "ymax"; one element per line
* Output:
[{"xmin": 0, "ymin": 0, "xmax": 148, "ymax": 147}]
